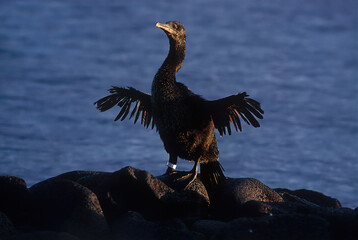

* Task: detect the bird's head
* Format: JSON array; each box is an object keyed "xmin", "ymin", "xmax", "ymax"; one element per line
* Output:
[{"xmin": 156, "ymin": 21, "xmax": 186, "ymax": 46}]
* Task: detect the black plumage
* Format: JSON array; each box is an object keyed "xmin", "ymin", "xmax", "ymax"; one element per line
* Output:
[{"xmin": 95, "ymin": 21, "xmax": 264, "ymax": 189}]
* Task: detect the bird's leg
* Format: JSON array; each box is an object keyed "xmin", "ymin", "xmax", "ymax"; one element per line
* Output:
[
  {"xmin": 165, "ymin": 154, "xmax": 178, "ymax": 174},
  {"xmin": 183, "ymin": 158, "xmax": 200, "ymax": 190}
]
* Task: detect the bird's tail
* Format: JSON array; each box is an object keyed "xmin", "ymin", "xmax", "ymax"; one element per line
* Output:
[{"xmin": 200, "ymin": 161, "xmax": 225, "ymax": 191}]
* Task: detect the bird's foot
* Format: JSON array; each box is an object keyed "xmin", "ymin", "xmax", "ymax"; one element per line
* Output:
[
  {"xmin": 175, "ymin": 170, "xmax": 197, "ymax": 190},
  {"xmin": 163, "ymin": 165, "xmax": 198, "ymax": 190},
  {"xmin": 174, "ymin": 171, "xmax": 191, "ymax": 180},
  {"xmin": 183, "ymin": 175, "xmax": 197, "ymax": 190}
]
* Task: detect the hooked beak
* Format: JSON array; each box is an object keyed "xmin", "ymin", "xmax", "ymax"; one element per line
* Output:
[{"xmin": 156, "ymin": 22, "xmax": 175, "ymax": 34}]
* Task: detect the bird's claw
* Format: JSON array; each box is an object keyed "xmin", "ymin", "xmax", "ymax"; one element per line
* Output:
[{"xmin": 175, "ymin": 171, "xmax": 197, "ymax": 190}]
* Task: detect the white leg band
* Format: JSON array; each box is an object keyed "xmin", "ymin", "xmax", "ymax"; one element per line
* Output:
[{"xmin": 166, "ymin": 162, "xmax": 177, "ymax": 170}]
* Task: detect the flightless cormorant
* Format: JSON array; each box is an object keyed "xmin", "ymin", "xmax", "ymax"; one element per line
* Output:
[{"xmin": 94, "ymin": 21, "xmax": 264, "ymax": 189}]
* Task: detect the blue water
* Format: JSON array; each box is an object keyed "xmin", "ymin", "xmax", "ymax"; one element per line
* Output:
[{"xmin": 0, "ymin": 0, "xmax": 357, "ymax": 208}]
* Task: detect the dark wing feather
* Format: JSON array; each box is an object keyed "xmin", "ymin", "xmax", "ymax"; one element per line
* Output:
[
  {"xmin": 94, "ymin": 86, "xmax": 154, "ymax": 129},
  {"xmin": 205, "ymin": 92, "xmax": 264, "ymax": 136}
]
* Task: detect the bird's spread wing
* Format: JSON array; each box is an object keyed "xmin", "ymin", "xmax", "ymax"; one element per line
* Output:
[
  {"xmin": 94, "ymin": 86, "xmax": 154, "ymax": 129},
  {"xmin": 205, "ymin": 92, "xmax": 264, "ymax": 136}
]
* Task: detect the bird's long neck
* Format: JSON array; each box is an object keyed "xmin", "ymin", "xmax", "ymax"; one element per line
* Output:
[
  {"xmin": 152, "ymin": 37, "xmax": 186, "ymax": 101},
  {"xmin": 159, "ymin": 38, "xmax": 186, "ymax": 78}
]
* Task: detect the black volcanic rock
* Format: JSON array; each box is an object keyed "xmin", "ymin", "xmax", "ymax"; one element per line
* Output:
[
  {"xmin": 316, "ymin": 207, "xmax": 358, "ymax": 240},
  {"xmin": 76, "ymin": 172, "xmax": 112, "ymax": 192},
  {"xmin": 29, "ymin": 179, "xmax": 109, "ymax": 239},
  {"xmin": 157, "ymin": 171, "xmax": 209, "ymax": 198},
  {"xmin": 111, "ymin": 211, "xmax": 205, "ymax": 240},
  {"xmin": 87, "ymin": 166, "xmax": 174, "ymax": 222},
  {"xmin": 0, "ymin": 212, "xmax": 16, "ymax": 238},
  {"xmin": 211, "ymin": 178, "xmax": 284, "ymax": 220},
  {"xmin": 275, "ymin": 188, "xmax": 342, "ymax": 209},
  {"xmin": 53, "ymin": 170, "xmax": 107, "ymax": 182},
  {"xmin": 5, "ymin": 231, "xmax": 80, "ymax": 240},
  {"xmin": 88, "ymin": 167, "xmax": 210, "ymax": 222},
  {"xmin": 30, "ymin": 171, "xmax": 107, "ymax": 188},
  {"xmin": 0, "ymin": 176, "xmax": 33, "ymax": 226},
  {"xmin": 191, "ymin": 219, "xmax": 226, "ymax": 238},
  {"xmin": 75, "ymin": 172, "xmax": 114, "ymax": 222},
  {"xmin": 1, "ymin": 166, "xmax": 357, "ymax": 240},
  {"xmin": 157, "ymin": 171, "xmax": 210, "ymax": 220},
  {"xmin": 212, "ymin": 214, "xmax": 330, "ymax": 240}
]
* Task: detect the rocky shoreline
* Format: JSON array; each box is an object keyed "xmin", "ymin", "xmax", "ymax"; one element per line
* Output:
[{"xmin": 1, "ymin": 166, "xmax": 357, "ymax": 240}]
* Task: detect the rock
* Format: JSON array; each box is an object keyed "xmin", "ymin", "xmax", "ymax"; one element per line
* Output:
[
  {"xmin": 92, "ymin": 167, "xmax": 210, "ymax": 222},
  {"xmin": 319, "ymin": 208, "xmax": 358, "ymax": 240},
  {"xmin": 5, "ymin": 231, "xmax": 80, "ymax": 240},
  {"xmin": 231, "ymin": 201, "xmax": 358, "ymax": 239},
  {"xmin": 2, "ymin": 168, "xmax": 357, "ymax": 240},
  {"xmin": 232, "ymin": 199, "xmax": 322, "ymax": 219},
  {"xmin": 159, "ymin": 218, "xmax": 189, "ymax": 232},
  {"xmin": 81, "ymin": 166, "xmax": 174, "ymax": 222},
  {"xmin": 191, "ymin": 219, "xmax": 226, "ymax": 238},
  {"xmin": 30, "ymin": 171, "xmax": 107, "ymax": 189},
  {"xmin": 29, "ymin": 179, "xmax": 109, "ymax": 239},
  {"xmin": 160, "ymin": 190, "xmax": 210, "ymax": 221},
  {"xmin": 239, "ymin": 200, "xmax": 282, "ymax": 217},
  {"xmin": 75, "ymin": 173, "xmax": 116, "ymax": 223},
  {"xmin": 76, "ymin": 173, "xmax": 112, "ymax": 192},
  {"xmin": 0, "ymin": 176, "xmax": 33, "ymax": 226},
  {"xmin": 0, "ymin": 212, "xmax": 16, "ymax": 238},
  {"xmin": 111, "ymin": 211, "xmax": 205, "ymax": 240},
  {"xmin": 213, "ymin": 214, "xmax": 330, "ymax": 240},
  {"xmin": 211, "ymin": 178, "xmax": 284, "ymax": 220},
  {"xmin": 157, "ymin": 171, "xmax": 209, "ymax": 198},
  {"xmin": 158, "ymin": 172, "xmax": 210, "ymax": 220},
  {"xmin": 275, "ymin": 191, "xmax": 322, "ymax": 209},
  {"xmin": 275, "ymin": 188, "xmax": 342, "ymax": 209}
]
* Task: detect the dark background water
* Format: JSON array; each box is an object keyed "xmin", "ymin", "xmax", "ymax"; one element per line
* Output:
[{"xmin": 1, "ymin": 0, "xmax": 357, "ymax": 208}]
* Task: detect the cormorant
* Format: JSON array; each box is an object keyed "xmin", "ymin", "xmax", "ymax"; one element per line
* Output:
[{"xmin": 94, "ymin": 21, "xmax": 264, "ymax": 189}]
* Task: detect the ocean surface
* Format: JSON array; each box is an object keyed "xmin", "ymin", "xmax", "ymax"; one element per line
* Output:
[{"xmin": 0, "ymin": 0, "xmax": 357, "ymax": 208}]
